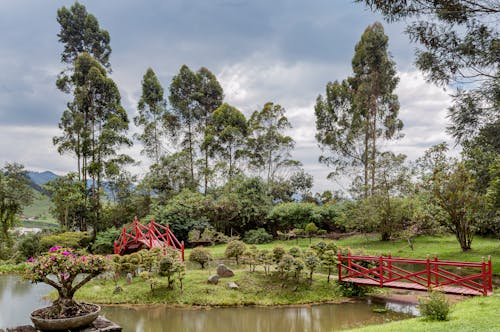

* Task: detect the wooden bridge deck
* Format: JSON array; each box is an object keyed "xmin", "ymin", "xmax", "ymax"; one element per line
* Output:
[{"xmin": 342, "ymin": 277, "xmax": 492, "ymax": 296}]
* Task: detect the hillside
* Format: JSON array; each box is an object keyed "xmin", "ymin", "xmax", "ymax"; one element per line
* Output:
[{"xmin": 20, "ymin": 189, "xmax": 57, "ymax": 227}]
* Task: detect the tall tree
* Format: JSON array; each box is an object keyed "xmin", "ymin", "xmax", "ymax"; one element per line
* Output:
[
  {"xmin": 56, "ymin": 2, "xmax": 111, "ymax": 71},
  {"xmin": 134, "ymin": 68, "xmax": 168, "ymax": 165},
  {"xmin": 0, "ymin": 163, "xmax": 33, "ymax": 242},
  {"xmin": 54, "ymin": 53, "xmax": 131, "ymax": 232},
  {"xmin": 356, "ymin": 0, "xmax": 499, "ymax": 143},
  {"xmin": 247, "ymin": 102, "xmax": 300, "ymax": 185},
  {"xmin": 205, "ymin": 103, "xmax": 248, "ymax": 182},
  {"xmin": 315, "ymin": 22, "xmax": 403, "ymax": 197},
  {"xmin": 169, "ymin": 65, "xmax": 200, "ymax": 190},
  {"xmin": 196, "ymin": 67, "xmax": 224, "ymax": 194}
]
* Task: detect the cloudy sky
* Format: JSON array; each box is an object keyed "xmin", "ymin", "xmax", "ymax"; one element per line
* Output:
[{"xmin": 0, "ymin": 0, "xmax": 457, "ymax": 193}]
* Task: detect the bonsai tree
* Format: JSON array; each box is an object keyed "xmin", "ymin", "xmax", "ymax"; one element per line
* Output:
[
  {"xmin": 24, "ymin": 246, "xmax": 109, "ymax": 318},
  {"xmin": 224, "ymin": 240, "xmax": 246, "ymax": 265},
  {"xmin": 189, "ymin": 246, "xmax": 212, "ymax": 269}
]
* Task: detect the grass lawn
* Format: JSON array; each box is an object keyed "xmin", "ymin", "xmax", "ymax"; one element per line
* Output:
[
  {"xmin": 188, "ymin": 234, "xmax": 500, "ymax": 274},
  {"xmin": 346, "ymin": 295, "xmax": 500, "ymax": 332},
  {"xmin": 77, "ymin": 268, "xmax": 342, "ymax": 306}
]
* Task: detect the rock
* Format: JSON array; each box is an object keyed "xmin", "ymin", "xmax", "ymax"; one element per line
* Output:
[
  {"xmin": 126, "ymin": 273, "xmax": 133, "ymax": 285},
  {"xmin": 207, "ymin": 274, "xmax": 219, "ymax": 285},
  {"xmin": 216, "ymin": 264, "xmax": 234, "ymax": 278},
  {"xmin": 226, "ymin": 281, "xmax": 239, "ymax": 290},
  {"xmin": 113, "ymin": 285, "xmax": 123, "ymax": 294}
]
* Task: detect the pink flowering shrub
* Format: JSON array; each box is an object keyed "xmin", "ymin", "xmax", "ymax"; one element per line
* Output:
[{"xmin": 24, "ymin": 247, "xmax": 109, "ymax": 316}]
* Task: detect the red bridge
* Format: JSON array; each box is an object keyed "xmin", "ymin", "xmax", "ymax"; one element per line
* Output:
[
  {"xmin": 337, "ymin": 253, "xmax": 493, "ymax": 296},
  {"xmin": 114, "ymin": 217, "xmax": 184, "ymax": 260}
]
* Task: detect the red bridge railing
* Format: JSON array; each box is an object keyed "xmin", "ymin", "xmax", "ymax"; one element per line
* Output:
[
  {"xmin": 337, "ymin": 252, "xmax": 493, "ymax": 296},
  {"xmin": 113, "ymin": 217, "xmax": 184, "ymax": 260}
]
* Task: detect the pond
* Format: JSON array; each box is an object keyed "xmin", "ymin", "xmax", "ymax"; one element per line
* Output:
[{"xmin": 0, "ymin": 275, "xmax": 416, "ymax": 331}]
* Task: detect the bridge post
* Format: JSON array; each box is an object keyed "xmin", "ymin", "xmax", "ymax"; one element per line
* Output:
[
  {"xmin": 488, "ymin": 256, "xmax": 493, "ymax": 292},
  {"xmin": 426, "ymin": 255, "xmax": 431, "ymax": 289},
  {"xmin": 348, "ymin": 251, "xmax": 352, "ymax": 277},
  {"xmin": 482, "ymin": 257, "xmax": 487, "ymax": 295},
  {"xmin": 388, "ymin": 253, "xmax": 392, "ymax": 281},
  {"xmin": 379, "ymin": 256, "xmax": 383, "ymax": 287},
  {"xmin": 337, "ymin": 251, "xmax": 342, "ymax": 281},
  {"xmin": 434, "ymin": 256, "xmax": 439, "ymax": 286}
]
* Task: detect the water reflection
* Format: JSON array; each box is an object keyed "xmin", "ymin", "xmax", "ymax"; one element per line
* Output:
[
  {"xmin": 0, "ymin": 274, "xmax": 51, "ymax": 328},
  {"xmin": 0, "ymin": 275, "xmax": 414, "ymax": 331},
  {"xmin": 102, "ymin": 302, "xmax": 413, "ymax": 332}
]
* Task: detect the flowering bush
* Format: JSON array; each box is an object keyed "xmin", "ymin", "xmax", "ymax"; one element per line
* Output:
[{"xmin": 24, "ymin": 246, "xmax": 109, "ymax": 318}]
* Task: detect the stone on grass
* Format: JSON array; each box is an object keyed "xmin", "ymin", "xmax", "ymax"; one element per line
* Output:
[
  {"xmin": 226, "ymin": 281, "xmax": 239, "ymax": 290},
  {"xmin": 216, "ymin": 264, "xmax": 234, "ymax": 278},
  {"xmin": 126, "ymin": 273, "xmax": 133, "ymax": 285},
  {"xmin": 113, "ymin": 285, "xmax": 123, "ymax": 294},
  {"xmin": 207, "ymin": 275, "xmax": 219, "ymax": 285}
]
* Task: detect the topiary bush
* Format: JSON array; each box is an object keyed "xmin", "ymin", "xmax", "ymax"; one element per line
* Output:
[
  {"xmin": 243, "ymin": 228, "xmax": 273, "ymax": 244},
  {"xmin": 224, "ymin": 240, "xmax": 246, "ymax": 265},
  {"xmin": 189, "ymin": 246, "xmax": 212, "ymax": 269},
  {"xmin": 336, "ymin": 281, "xmax": 369, "ymax": 297},
  {"xmin": 418, "ymin": 291, "xmax": 450, "ymax": 321},
  {"xmin": 39, "ymin": 231, "xmax": 91, "ymax": 252}
]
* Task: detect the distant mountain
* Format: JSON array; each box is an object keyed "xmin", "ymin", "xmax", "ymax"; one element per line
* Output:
[{"xmin": 27, "ymin": 171, "xmax": 59, "ymax": 185}]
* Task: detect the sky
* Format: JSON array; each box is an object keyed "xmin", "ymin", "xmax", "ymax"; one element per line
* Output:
[{"xmin": 0, "ymin": 0, "xmax": 458, "ymax": 193}]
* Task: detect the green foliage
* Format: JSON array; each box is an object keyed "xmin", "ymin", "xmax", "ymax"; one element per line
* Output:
[
  {"xmin": 243, "ymin": 228, "xmax": 273, "ymax": 244},
  {"xmin": 0, "ymin": 163, "xmax": 34, "ymax": 242},
  {"xmin": 159, "ymin": 252, "xmax": 185, "ymax": 289},
  {"xmin": 91, "ymin": 227, "xmax": 121, "ymax": 254},
  {"xmin": 304, "ymin": 222, "xmax": 318, "ymax": 237},
  {"xmin": 336, "ymin": 281, "xmax": 369, "ymax": 297},
  {"xmin": 303, "ymin": 250, "xmax": 320, "ymax": 283},
  {"xmin": 267, "ymin": 202, "xmax": 319, "ymax": 230},
  {"xmin": 246, "ymin": 102, "xmax": 300, "ymax": 184},
  {"xmin": 419, "ymin": 291, "xmax": 450, "ymax": 321},
  {"xmin": 271, "ymin": 245, "xmax": 286, "ymax": 263},
  {"xmin": 357, "ymin": 1, "xmax": 498, "ymax": 143},
  {"xmin": 288, "ymin": 246, "xmax": 302, "ymax": 258},
  {"xmin": 154, "ymin": 189, "xmax": 212, "ymax": 241},
  {"xmin": 189, "ymin": 246, "xmax": 211, "ymax": 269},
  {"xmin": 315, "ymin": 22, "xmax": 402, "ymax": 198},
  {"xmin": 16, "ymin": 233, "xmax": 42, "ymax": 260},
  {"xmin": 224, "ymin": 240, "xmax": 246, "ymax": 265},
  {"xmin": 39, "ymin": 231, "xmax": 90, "ymax": 252}
]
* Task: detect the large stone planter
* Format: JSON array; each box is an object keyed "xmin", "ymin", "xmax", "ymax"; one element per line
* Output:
[{"xmin": 30, "ymin": 303, "xmax": 101, "ymax": 331}]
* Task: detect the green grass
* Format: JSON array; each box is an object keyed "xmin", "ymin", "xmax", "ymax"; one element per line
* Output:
[
  {"xmin": 188, "ymin": 235, "xmax": 500, "ymax": 274},
  {"xmin": 345, "ymin": 295, "xmax": 500, "ymax": 332},
  {"xmin": 335, "ymin": 234, "xmax": 500, "ymax": 274},
  {"xmin": 76, "ymin": 268, "xmax": 342, "ymax": 306}
]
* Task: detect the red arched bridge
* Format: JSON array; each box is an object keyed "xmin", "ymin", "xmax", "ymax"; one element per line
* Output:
[
  {"xmin": 337, "ymin": 252, "xmax": 493, "ymax": 296},
  {"xmin": 114, "ymin": 217, "xmax": 184, "ymax": 260}
]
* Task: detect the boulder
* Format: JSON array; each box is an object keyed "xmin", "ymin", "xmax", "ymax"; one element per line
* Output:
[
  {"xmin": 207, "ymin": 274, "xmax": 219, "ymax": 285},
  {"xmin": 216, "ymin": 264, "xmax": 234, "ymax": 278},
  {"xmin": 226, "ymin": 281, "xmax": 239, "ymax": 290},
  {"xmin": 126, "ymin": 273, "xmax": 133, "ymax": 285},
  {"xmin": 113, "ymin": 285, "xmax": 123, "ymax": 294}
]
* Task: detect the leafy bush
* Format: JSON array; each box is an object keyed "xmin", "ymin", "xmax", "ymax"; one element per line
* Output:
[
  {"xmin": 418, "ymin": 291, "xmax": 450, "ymax": 321},
  {"xmin": 92, "ymin": 227, "xmax": 121, "ymax": 254},
  {"xmin": 159, "ymin": 254, "xmax": 185, "ymax": 289},
  {"xmin": 243, "ymin": 228, "xmax": 273, "ymax": 244},
  {"xmin": 336, "ymin": 281, "xmax": 369, "ymax": 297},
  {"xmin": 224, "ymin": 240, "xmax": 246, "ymax": 264},
  {"xmin": 189, "ymin": 246, "xmax": 212, "ymax": 269},
  {"xmin": 16, "ymin": 233, "xmax": 42, "ymax": 260},
  {"xmin": 272, "ymin": 245, "xmax": 286, "ymax": 263},
  {"xmin": 39, "ymin": 231, "xmax": 90, "ymax": 251}
]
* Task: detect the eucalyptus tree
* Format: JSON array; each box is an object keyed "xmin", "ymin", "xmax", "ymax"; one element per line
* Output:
[
  {"xmin": 357, "ymin": 0, "xmax": 499, "ymax": 143},
  {"xmin": 134, "ymin": 68, "xmax": 168, "ymax": 165},
  {"xmin": 315, "ymin": 22, "xmax": 402, "ymax": 197},
  {"xmin": 205, "ymin": 103, "xmax": 248, "ymax": 182},
  {"xmin": 0, "ymin": 163, "xmax": 33, "ymax": 243},
  {"xmin": 55, "ymin": 2, "xmax": 113, "ymax": 182},
  {"xmin": 247, "ymin": 102, "xmax": 301, "ymax": 185},
  {"xmin": 196, "ymin": 67, "xmax": 224, "ymax": 193},
  {"xmin": 168, "ymin": 65, "xmax": 200, "ymax": 190}
]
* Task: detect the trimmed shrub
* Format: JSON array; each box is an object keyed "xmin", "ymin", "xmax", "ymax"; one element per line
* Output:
[
  {"xmin": 336, "ymin": 281, "xmax": 369, "ymax": 297},
  {"xmin": 39, "ymin": 231, "xmax": 90, "ymax": 251},
  {"xmin": 243, "ymin": 228, "xmax": 273, "ymax": 244},
  {"xmin": 419, "ymin": 291, "xmax": 450, "ymax": 321},
  {"xmin": 189, "ymin": 246, "xmax": 212, "ymax": 269},
  {"xmin": 224, "ymin": 240, "xmax": 247, "ymax": 264}
]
